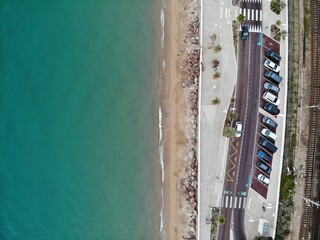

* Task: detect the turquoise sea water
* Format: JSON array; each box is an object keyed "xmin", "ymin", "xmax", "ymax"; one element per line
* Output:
[{"xmin": 0, "ymin": 1, "xmax": 161, "ymax": 239}]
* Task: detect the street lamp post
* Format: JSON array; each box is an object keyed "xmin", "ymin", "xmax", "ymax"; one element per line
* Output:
[{"xmin": 295, "ymin": 192, "xmax": 320, "ymax": 208}]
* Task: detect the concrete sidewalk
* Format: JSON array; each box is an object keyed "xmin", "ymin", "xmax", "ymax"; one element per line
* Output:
[{"xmin": 198, "ymin": 0, "xmax": 238, "ymax": 238}]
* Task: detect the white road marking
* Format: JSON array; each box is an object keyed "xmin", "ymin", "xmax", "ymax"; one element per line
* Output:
[
  {"xmin": 256, "ymin": 9, "xmax": 259, "ymax": 21},
  {"xmin": 238, "ymin": 197, "xmax": 242, "ymax": 208},
  {"xmin": 242, "ymin": 197, "xmax": 247, "ymax": 209},
  {"xmin": 225, "ymin": 196, "xmax": 229, "ymax": 208},
  {"xmin": 247, "ymin": 9, "xmax": 250, "ymax": 20},
  {"xmin": 229, "ymin": 196, "xmax": 233, "ymax": 208},
  {"xmin": 239, "ymin": 8, "xmax": 242, "ymax": 14},
  {"xmin": 243, "ymin": 8, "xmax": 246, "ymax": 17},
  {"xmin": 247, "ymin": 197, "xmax": 251, "ymax": 209},
  {"xmin": 252, "ymin": 9, "xmax": 254, "ymax": 21}
]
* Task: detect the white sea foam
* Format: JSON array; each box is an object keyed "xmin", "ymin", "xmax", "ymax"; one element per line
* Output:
[
  {"xmin": 159, "ymin": 107, "xmax": 165, "ymax": 235},
  {"xmin": 160, "ymin": 9, "xmax": 165, "ymax": 50},
  {"xmin": 159, "ymin": 3, "xmax": 166, "ymax": 238}
]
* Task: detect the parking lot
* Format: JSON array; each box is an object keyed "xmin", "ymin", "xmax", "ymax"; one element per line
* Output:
[{"xmin": 251, "ymin": 35, "xmax": 281, "ymax": 199}]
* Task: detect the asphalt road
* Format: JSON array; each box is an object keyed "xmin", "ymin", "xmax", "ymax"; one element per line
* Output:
[{"xmin": 217, "ymin": 32, "xmax": 262, "ymax": 240}]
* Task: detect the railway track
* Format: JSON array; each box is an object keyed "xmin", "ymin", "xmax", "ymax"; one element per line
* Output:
[{"xmin": 299, "ymin": 0, "xmax": 320, "ymax": 239}]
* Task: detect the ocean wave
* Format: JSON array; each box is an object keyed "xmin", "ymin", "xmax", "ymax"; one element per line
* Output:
[
  {"xmin": 159, "ymin": 107, "xmax": 165, "ymax": 236},
  {"xmin": 160, "ymin": 8, "xmax": 165, "ymax": 50}
]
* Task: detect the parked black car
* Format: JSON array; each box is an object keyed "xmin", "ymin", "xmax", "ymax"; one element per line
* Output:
[
  {"xmin": 259, "ymin": 137, "xmax": 278, "ymax": 153},
  {"xmin": 263, "ymin": 102, "xmax": 280, "ymax": 115},
  {"xmin": 257, "ymin": 161, "xmax": 272, "ymax": 174},
  {"xmin": 266, "ymin": 49, "xmax": 281, "ymax": 62},
  {"xmin": 263, "ymin": 82, "xmax": 280, "ymax": 94},
  {"xmin": 262, "ymin": 115, "xmax": 278, "ymax": 129},
  {"xmin": 264, "ymin": 70, "xmax": 283, "ymax": 84}
]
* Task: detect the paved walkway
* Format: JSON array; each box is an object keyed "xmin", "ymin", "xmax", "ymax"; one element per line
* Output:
[{"xmin": 198, "ymin": 0, "xmax": 238, "ymax": 238}]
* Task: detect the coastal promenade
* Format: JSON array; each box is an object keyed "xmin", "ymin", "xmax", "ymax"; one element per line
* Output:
[
  {"xmin": 198, "ymin": 0, "xmax": 288, "ymax": 239},
  {"xmin": 198, "ymin": 0, "xmax": 238, "ymax": 238}
]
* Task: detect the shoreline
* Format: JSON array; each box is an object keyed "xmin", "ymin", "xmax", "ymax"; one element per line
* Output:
[{"xmin": 161, "ymin": 0, "xmax": 201, "ymax": 239}]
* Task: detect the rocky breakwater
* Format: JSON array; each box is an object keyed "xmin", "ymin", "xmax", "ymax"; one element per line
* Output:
[{"xmin": 179, "ymin": 7, "xmax": 201, "ymax": 240}]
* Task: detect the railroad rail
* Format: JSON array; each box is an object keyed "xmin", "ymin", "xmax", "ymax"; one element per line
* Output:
[{"xmin": 299, "ymin": 0, "xmax": 320, "ymax": 239}]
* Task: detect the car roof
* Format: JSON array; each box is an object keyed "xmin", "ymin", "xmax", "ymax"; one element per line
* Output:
[
  {"xmin": 265, "ymin": 92, "xmax": 277, "ymax": 100},
  {"xmin": 236, "ymin": 122, "xmax": 242, "ymax": 130}
]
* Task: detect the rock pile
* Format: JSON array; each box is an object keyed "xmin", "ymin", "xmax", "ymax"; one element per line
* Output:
[
  {"xmin": 179, "ymin": 4, "xmax": 201, "ymax": 239},
  {"xmin": 185, "ymin": 17, "xmax": 200, "ymax": 45}
]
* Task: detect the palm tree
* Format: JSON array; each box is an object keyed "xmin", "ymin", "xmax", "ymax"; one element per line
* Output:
[
  {"xmin": 224, "ymin": 127, "xmax": 236, "ymax": 138},
  {"xmin": 219, "ymin": 215, "xmax": 226, "ymax": 225},
  {"xmin": 212, "ymin": 97, "xmax": 221, "ymax": 105},
  {"xmin": 271, "ymin": 0, "xmax": 286, "ymax": 15},
  {"xmin": 213, "ymin": 71, "xmax": 221, "ymax": 79},
  {"xmin": 229, "ymin": 111, "xmax": 239, "ymax": 121},
  {"xmin": 237, "ymin": 13, "xmax": 246, "ymax": 23},
  {"xmin": 274, "ymin": 29, "xmax": 287, "ymax": 41},
  {"xmin": 280, "ymin": 29, "xmax": 288, "ymax": 40},
  {"xmin": 214, "ymin": 44, "xmax": 222, "ymax": 53}
]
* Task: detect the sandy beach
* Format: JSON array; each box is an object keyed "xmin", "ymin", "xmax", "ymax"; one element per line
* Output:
[{"xmin": 161, "ymin": 0, "xmax": 201, "ymax": 239}]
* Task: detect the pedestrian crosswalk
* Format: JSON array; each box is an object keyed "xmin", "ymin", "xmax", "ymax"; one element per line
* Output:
[
  {"xmin": 241, "ymin": 0, "xmax": 262, "ymax": 3},
  {"xmin": 222, "ymin": 196, "xmax": 247, "ymax": 209},
  {"xmin": 239, "ymin": 8, "xmax": 262, "ymax": 21},
  {"xmin": 239, "ymin": 25, "xmax": 262, "ymax": 33},
  {"xmin": 220, "ymin": 7, "xmax": 262, "ymax": 33}
]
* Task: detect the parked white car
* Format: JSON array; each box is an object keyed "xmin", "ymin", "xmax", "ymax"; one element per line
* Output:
[
  {"xmin": 257, "ymin": 173, "xmax": 270, "ymax": 185},
  {"xmin": 264, "ymin": 59, "xmax": 280, "ymax": 73},
  {"xmin": 263, "ymin": 92, "xmax": 280, "ymax": 106},
  {"xmin": 261, "ymin": 128, "xmax": 277, "ymax": 141},
  {"xmin": 235, "ymin": 121, "xmax": 242, "ymax": 137}
]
